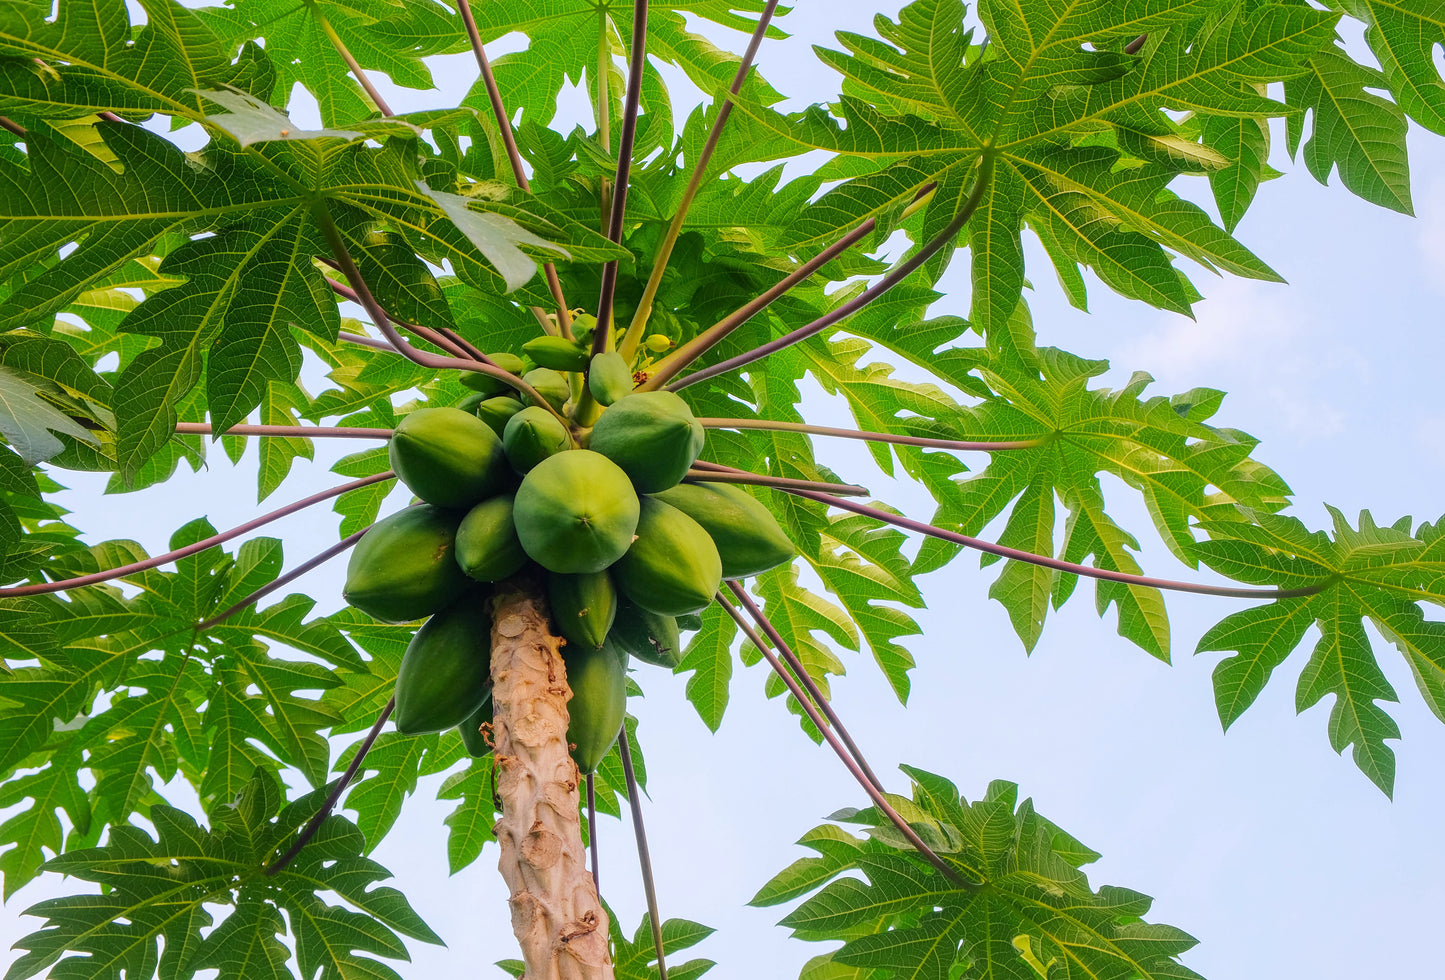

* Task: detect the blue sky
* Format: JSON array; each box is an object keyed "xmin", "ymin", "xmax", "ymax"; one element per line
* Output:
[{"xmin": 5, "ymin": 4, "xmax": 1444, "ymax": 978}]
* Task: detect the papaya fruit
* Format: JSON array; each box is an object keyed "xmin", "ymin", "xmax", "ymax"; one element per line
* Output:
[
  {"xmin": 389, "ymin": 407, "xmax": 510, "ymax": 509},
  {"xmin": 503, "ymin": 406, "xmax": 572, "ymax": 473},
  {"xmin": 588, "ymin": 391, "xmax": 705, "ymax": 493},
  {"xmin": 587, "ymin": 350, "xmax": 633, "ymax": 406},
  {"xmin": 548, "ymin": 570, "xmax": 616, "ymax": 650},
  {"xmin": 609, "ymin": 597, "xmax": 682, "ymax": 668},
  {"xmin": 523, "ymin": 335, "xmax": 590, "ymax": 372},
  {"xmin": 514, "ymin": 450, "xmax": 640, "ymax": 573},
  {"xmin": 523, "ymin": 367, "xmax": 569, "ymax": 412},
  {"xmin": 461, "ymin": 352, "xmax": 527, "ymax": 395},
  {"xmin": 344, "ymin": 505, "xmax": 470, "ymax": 623},
  {"xmin": 457, "ymin": 694, "xmax": 494, "ymax": 757},
  {"xmin": 612, "ymin": 496, "xmax": 722, "ymax": 616},
  {"xmin": 394, "ymin": 598, "xmax": 492, "ymax": 735},
  {"xmin": 476, "ymin": 396, "xmax": 526, "ymax": 436},
  {"xmin": 563, "ymin": 639, "xmax": 627, "ymax": 774},
  {"xmin": 644, "ymin": 334, "xmax": 672, "ymax": 353},
  {"xmin": 456, "ymin": 391, "xmax": 485, "ymax": 414},
  {"xmin": 455, "ymin": 494, "xmax": 529, "ymax": 582},
  {"xmin": 650, "ymin": 482, "xmax": 795, "ymax": 579}
]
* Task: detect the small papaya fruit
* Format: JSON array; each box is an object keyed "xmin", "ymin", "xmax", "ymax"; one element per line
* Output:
[
  {"xmin": 456, "ymin": 391, "xmax": 485, "ymax": 414},
  {"xmin": 461, "ymin": 352, "xmax": 527, "ymax": 395},
  {"xmin": 394, "ymin": 598, "xmax": 492, "ymax": 735},
  {"xmin": 548, "ymin": 570, "xmax": 616, "ymax": 650},
  {"xmin": 455, "ymin": 494, "xmax": 529, "ymax": 582},
  {"xmin": 503, "ymin": 405, "xmax": 572, "ymax": 473},
  {"xmin": 523, "ymin": 335, "xmax": 590, "ymax": 372},
  {"xmin": 609, "ymin": 597, "xmax": 682, "ymax": 668},
  {"xmin": 389, "ymin": 407, "xmax": 510, "ymax": 509},
  {"xmin": 588, "ymin": 391, "xmax": 704, "ymax": 493},
  {"xmin": 650, "ymin": 482, "xmax": 796, "ymax": 579},
  {"xmin": 514, "ymin": 450, "xmax": 640, "ymax": 573},
  {"xmin": 644, "ymin": 334, "xmax": 673, "ymax": 353},
  {"xmin": 564, "ymin": 639, "xmax": 627, "ymax": 774},
  {"xmin": 457, "ymin": 694, "xmax": 493, "ymax": 757},
  {"xmin": 476, "ymin": 396, "xmax": 526, "ymax": 436},
  {"xmin": 523, "ymin": 367, "xmax": 569, "ymax": 412},
  {"xmin": 613, "ymin": 496, "xmax": 722, "ymax": 616},
  {"xmin": 344, "ymin": 505, "xmax": 470, "ymax": 623},
  {"xmin": 588, "ymin": 350, "xmax": 633, "ymax": 406}
]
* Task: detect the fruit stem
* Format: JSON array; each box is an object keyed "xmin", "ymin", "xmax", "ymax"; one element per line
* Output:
[
  {"xmin": 175, "ymin": 423, "xmax": 393, "ymax": 440},
  {"xmin": 686, "ymin": 461, "xmax": 867, "ymax": 497},
  {"xmin": 619, "ymin": 730, "xmax": 669, "ymax": 979},
  {"xmin": 698, "ymin": 417, "xmax": 1048, "ymax": 452},
  {"xmin": 592, "ymin": 0, "xmax": 649, "ymax": 360},
  {"xmin": 619, "ymin": 0, "xmax": 782, "ymax": 363},
  {"xmin": 787, "ymin": 488, "xmax": 1330, "ymax": 600},
  {"xmin": 454, "ymin": 0, "xmax": 574, "ymax": 336},
  {"xmin": 313, "ymin": 6, "xmax": 394, "ymax": 117},
  {"xmin": 314, "ymin": 202, "xmax": 572, "ymax": 426},
  {"xmin": 717, "ymin": 593, "xmax": 974, "ymax": 890},
  {"xmin": 264, "ymin": 697, "xmax": 395, "ymax": 876},
  {"xmin": 667, "ymin": 152, "xmax": 996, "ymax": 391},
  {"xmin": 728, "ymin": 583, "xmax": 887, "ymax": 792},
  {"xmin": 197, "ymin": 526, "xmax": 371, "ymax": 631},
  {"xmin": 0, "ymin": 472, "xmax": 395, "ymax": 598}
]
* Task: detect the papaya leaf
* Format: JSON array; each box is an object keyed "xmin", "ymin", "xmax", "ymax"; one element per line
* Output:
[
  {"xmin": 5, "ymin": 769, "xmax": 439, "ymax": 980},
  {"xmin": 1194, "ymin": 508, "xmax": 1445, "ymax": 796},
  {"xmin": 755, "ymin": 766, "xmax": 1202, "ymax": 980}
]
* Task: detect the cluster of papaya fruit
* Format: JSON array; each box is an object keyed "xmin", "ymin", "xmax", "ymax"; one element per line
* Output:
[{"xmin": 341, "ymin": 333, "xmax": 795, "ymax": 773}]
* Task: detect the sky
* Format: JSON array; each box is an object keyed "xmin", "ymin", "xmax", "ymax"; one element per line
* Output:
[{"xmin": 5, "ymin": 4, "xmax": 1445, "ymax": 979}]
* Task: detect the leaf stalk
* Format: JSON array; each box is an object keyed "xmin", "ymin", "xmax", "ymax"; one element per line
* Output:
[
  {"xmin": 668, "ymin": 153, "xmax": 996, "ymax": 390},
  {"xmin": 0, "ymin": 472, "xmax": 395, "ymax": 598},
  {"xmin": 592, "ymin": 0, "xmax": 650, "ymax": 358},
  {"xmin": 699, "ymin": 417, "xmax": 1047, "ymax": 452},
  {"xmin": 787, "ymin": 488, "xmax": 1328, "ymax": 600},
  {"xmin": 619, "ymin": 730, "xmax": 668, "ymax": 979},
  {"xmin": 619, "ymin": 0, "xmax": 782, "ymax": 362}
]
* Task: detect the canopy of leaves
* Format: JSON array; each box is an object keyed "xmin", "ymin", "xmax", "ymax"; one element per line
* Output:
[{"xmin": 1, "ymin": 0, "xmax": 1442, "ymax": 975}]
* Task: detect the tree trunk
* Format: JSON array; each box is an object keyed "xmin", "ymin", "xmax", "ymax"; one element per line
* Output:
[{"xmin": 489, "ymin": 585, "xmax": 613, "ymax": 979}]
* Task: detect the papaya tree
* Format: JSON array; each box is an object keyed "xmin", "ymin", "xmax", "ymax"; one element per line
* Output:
[{"xmin": 0, "ymin": 0, "xmax": 1441, "ymax": 977}]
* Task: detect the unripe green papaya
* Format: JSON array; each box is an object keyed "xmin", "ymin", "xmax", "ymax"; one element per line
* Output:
[
  {"xmin": 564, "ymin": 640, "xmax": 627, "ymax": 774},
  {"xmin": 394, "ymin": 599, "xmax": 492, "ymax": 735},
  {"xmin": 461, "ymin": 352, "xmax": 527, "ymax": 394},
  {"xmin": 650, "ymin": 482, "xmax": 795, "ymax": 579},
  {"xmin": 523, "ymin": 335, "xmax": 590, "ymax": 372},
  {"xmin": 514, "ymin": 450, "xmax": 640, "ymax": 573},
  {"xmin": 588, "ymin": 350, "xmax": 633, "ymax": 406},
  {"xmin": 588, "ymin": 391, "xmax": 704, "ymax": 493},
  {"xmin": 389, "ymin": 407, "xmax": 510, "ymax": 509},
  {"xmin": 476, "ymin": 396, "xmax": 526, "ymax": 436},
  {"xmin": 503, "ymin": 406, "xmax": 572, "ymax": 473},
  {"xmin": 456, "ymin": 391, "xmax": 485, "ymax": 414},
  {"xmin": 548, "ymin": 570, "xmax": 616, "ymax": 650},
  {"xmin": 457, "ymin": 694, "xmax": 493, "ymax": 757},
  {"xmin": 609, "ymin": 597, "xmax": 681, "ymax": 668},
  {"xmin": 613, "ymin": 496, "xmax": 721, "ymax": 617},
  {"xmin": 455, "ymin": 494, "xmax": 529, "ymax": 582},
  {"xmin": 523, "ymin": 367, "xmax": 569, "ymax": 412},
  {"xmin": 344, "ymin": 505, "xmax": 470, "ymax": 623},
  {"xmin": 644, "ymin": 334, "xmax": 673, "ymax": 353}
]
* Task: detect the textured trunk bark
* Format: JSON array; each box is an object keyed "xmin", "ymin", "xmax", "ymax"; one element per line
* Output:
[{"xmin": 489, "ymin": 585, "xmax": 613, "ymax": 979}]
